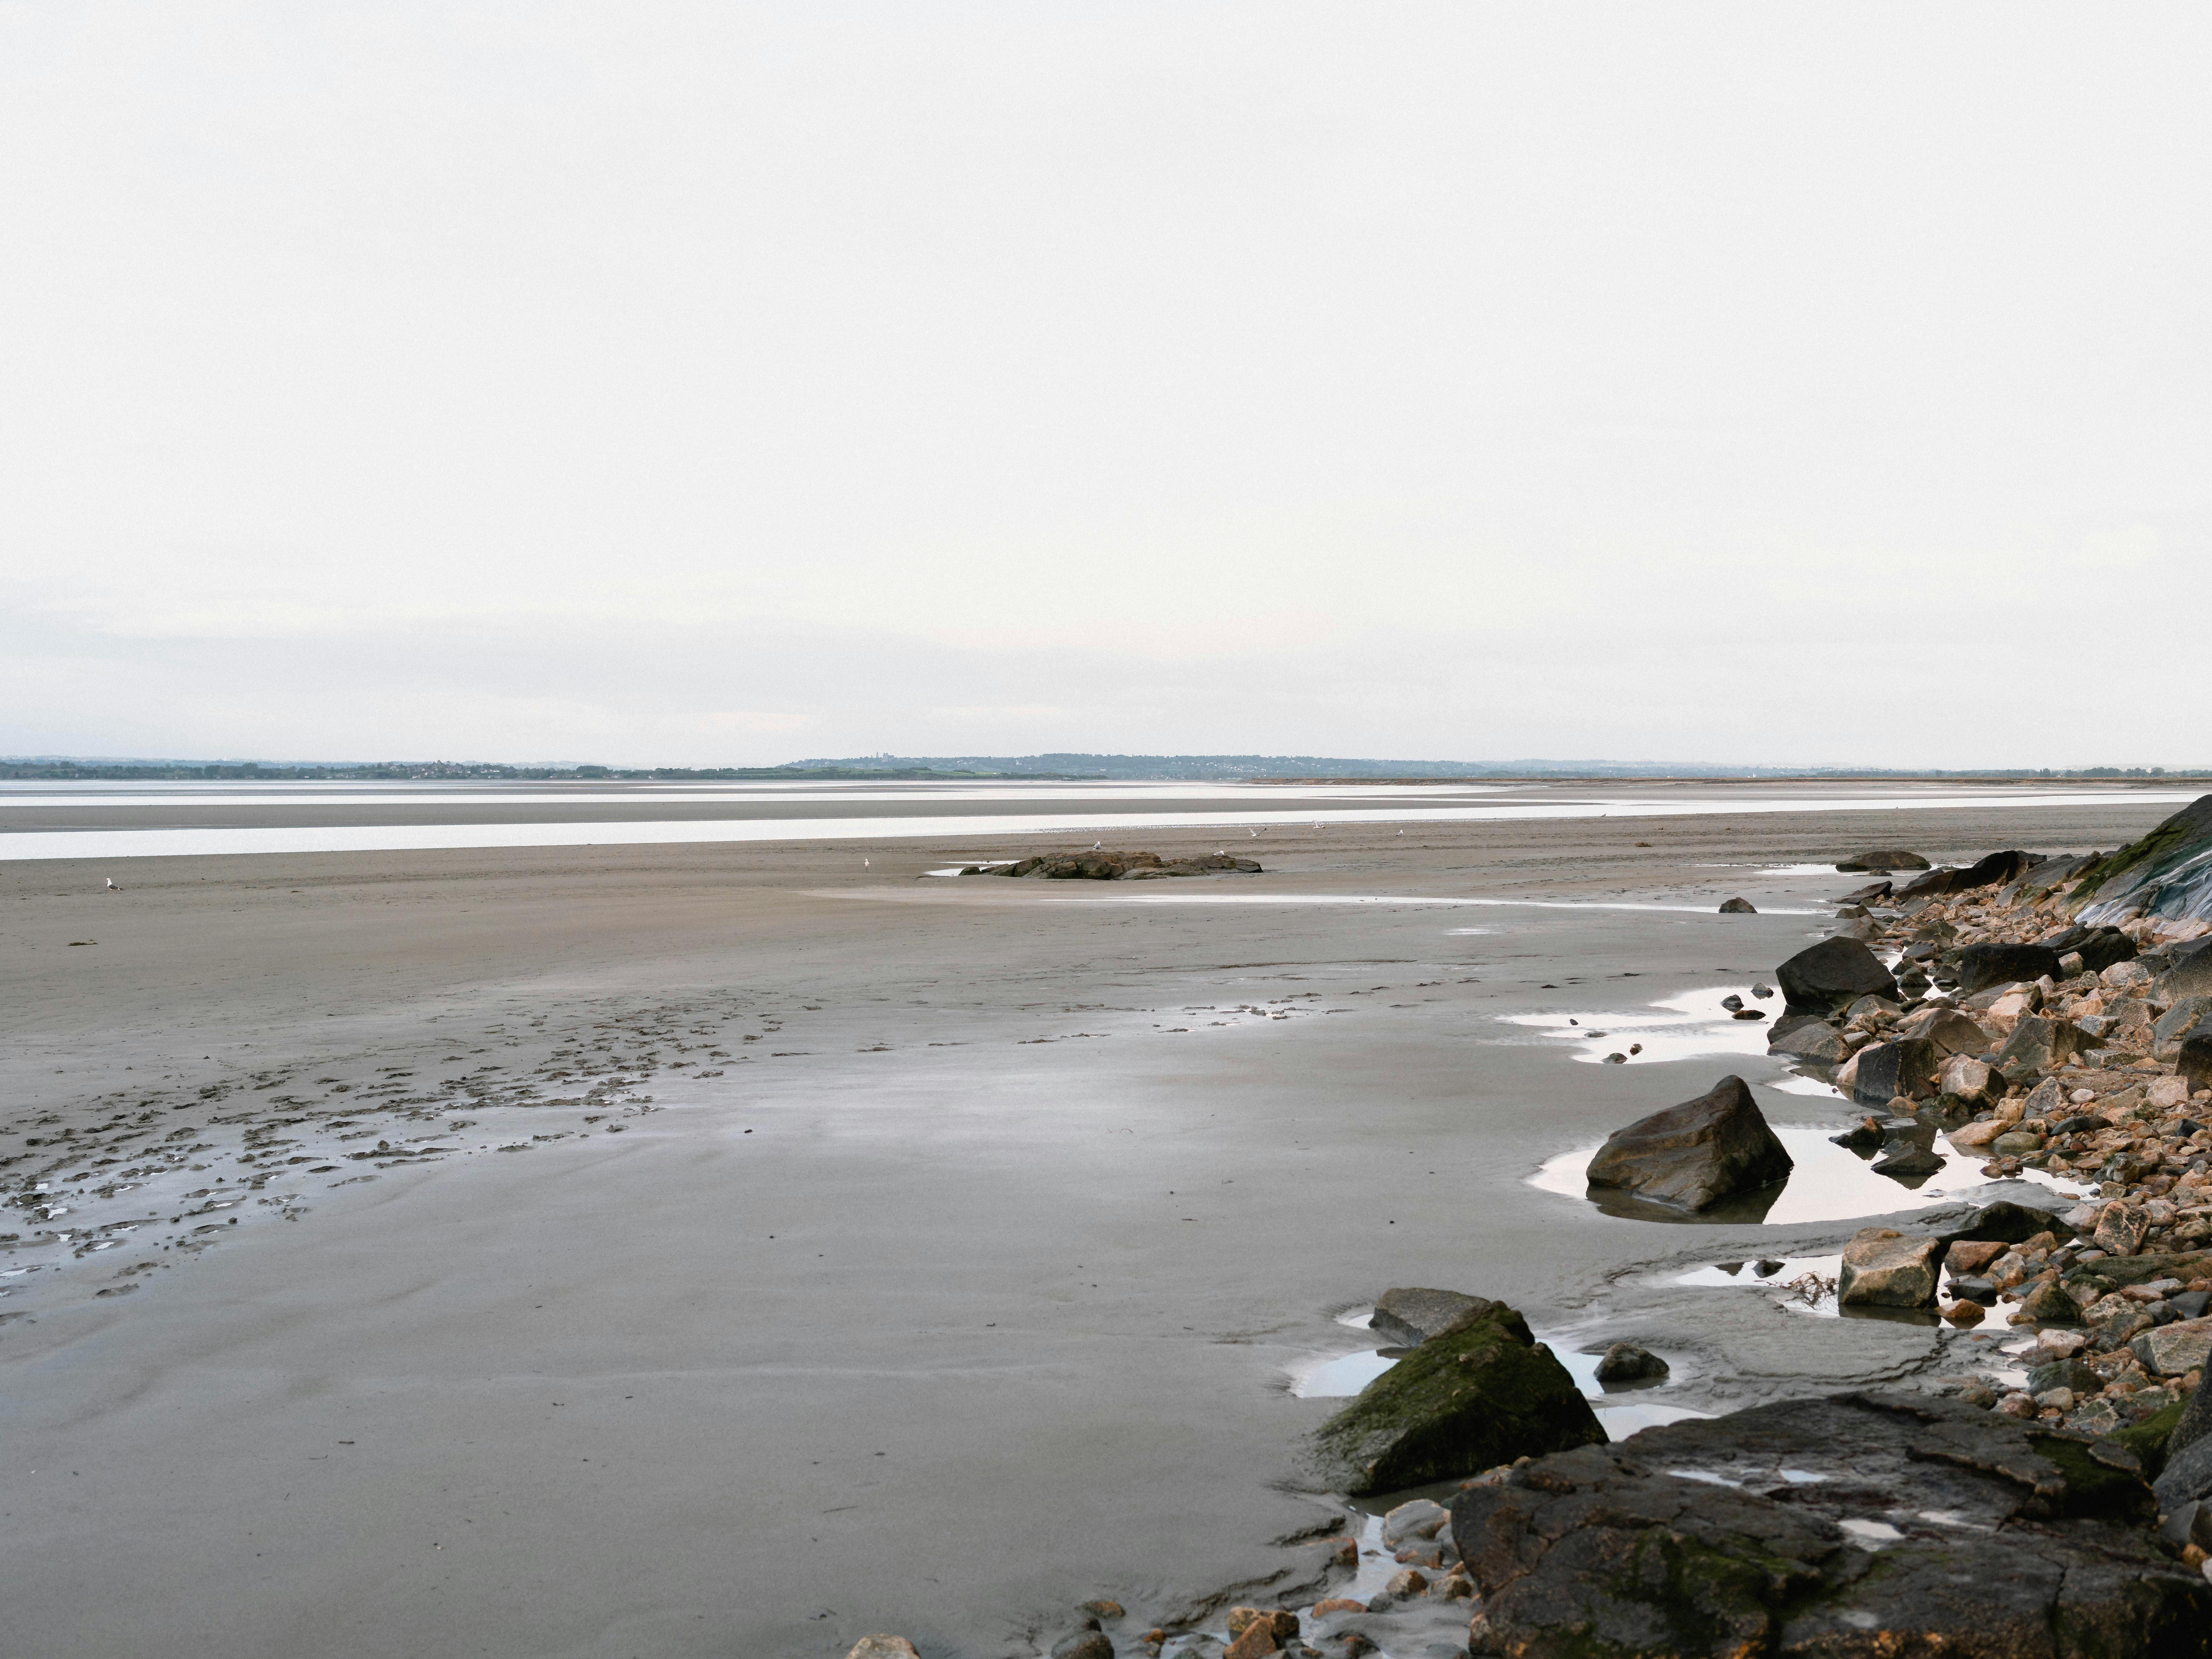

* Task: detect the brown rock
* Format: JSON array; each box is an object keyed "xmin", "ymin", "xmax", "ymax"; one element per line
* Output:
[
  {"xmin": 845, "ymin": 1640, "xmax": 922, "ymax": 1659},
  {"xmin": 2096, "ymin": 1204, "xmax": 2151, "ymax": 1257},
  {"xmin": 1383, "ymin": 1568, "xmax": 1429, "ymax": 1597},
  {"xmin": 1225, "ymin": 1608, "xmax": 1299, "ymax": 1642},
  {"xmin": 1310, "ymin": 1598, "xmax": 1368, "ymax": 1617},
  {"xmin": 1838, "ymin": 1228, "xmax": 1946, "ymax": 1308},
  {"xmin": 1223, "ymin": 1624, "xmax": 1279, "ymax": 1659},
  {"xmin": 1947, "ymin": 1239, "xmax": 2008, "ymax": 1273}
]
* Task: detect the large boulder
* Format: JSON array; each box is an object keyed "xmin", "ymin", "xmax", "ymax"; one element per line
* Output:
[
  {"xmin": 1896, "ymin": 865, "xmax": 1961, "ymax": 898},
  {"xmin": 1450, "ymin": 1393, "xmax": 2209, "ymax": 1659},
  {"xmin": 1954, "ymin": 941, "xmax": 2063, "ymax": 994},
  {"xmin": 2179, "ymin": 1022, "xmax": 2212, "ymax": 1094},
  {"xmin": 2155, "ymin": 936, "xmax": 2212, "ymax": 1001},
  {"xmin": 2171, "ymin": 1369, "xmax": 2212, "ymax": 1461},
  {"xmin": 1837, "ymin": 1227, "xmax": 1946, "ymax": 1307},
  {"xmin": 1368, "ymin": 1287, "xmax": 1490, "ymax": 1347},
  {"xmin": 1895, "ymin": 1004, "xmax": 1995, "ymax": 1056},
  {"xmin": 2018, "ymin": 851, "xmax": 2099, "ymax": 903},
  {"xmin": 2153, "ymin": 997, "xmax": 2212, "ymax": 1062},
  {"xmin": 1940, "ymin": 1199, "xmax": 2076, "ymax": 1246},
  {"xmin": 2075, "ymin": 794, "xmax": 2212, "ymax": 928},
  {"xmin": 1836, "ymin": 850, "xmax": 1930, "ymax": 871},
  {"xmin": 1768, "ymin": 1021, "xmax": 1851, "ymax": 1065},
  {"xmin": 2158, "ymin": 1433, "xmax": 2212, "ymax": 1516},
  {"xmin": 1995, "ymin": 1012, "xmax": 2085, "ymax": 1082},
  {"xmin": 1308, "ymin": 1300, "xmax": 1604, "ymax": 1496},
  {"xmin": 2041, "ymin": 923, "xmax": 2139, "ymax": 976},
  {"xmin": 1948, "ymin": 849, "xmax": 2043, "ymax": 893},
  {"xmin": 1775, "ymin": 937, "xmax": 1898, "ymax": 1018},
  {"xmin": 2130, "ymin": 1318, "xmax": 2212, "ymax": 1379},
  {"xmin": 1848, "ymin": 1037, "xmax": 1939, "ymax": 1107},
  {"xmin": 1584, "ymin": 1077, "xmax": 1793, "ymax": 1213}
]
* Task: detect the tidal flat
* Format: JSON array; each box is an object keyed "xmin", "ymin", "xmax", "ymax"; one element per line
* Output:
[{"xmin": 0, "ymin": 786, "xmax": 2185, "ymax": 1658}]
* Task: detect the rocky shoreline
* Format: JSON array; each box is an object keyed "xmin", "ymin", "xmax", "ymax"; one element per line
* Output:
[{"xmin": 850, "ymin": 799, "xmax": 2212, "ymax": 1659}]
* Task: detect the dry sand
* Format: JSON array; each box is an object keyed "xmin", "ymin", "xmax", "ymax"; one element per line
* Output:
[{"xmin": 0, "ymin": 789, "xmax": 2184, "ymax": 1658}]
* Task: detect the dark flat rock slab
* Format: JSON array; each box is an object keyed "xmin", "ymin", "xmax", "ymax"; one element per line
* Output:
[{"xmin": 1451, "ymin": 1391, "xmax": 2212, "ymax": 1658}]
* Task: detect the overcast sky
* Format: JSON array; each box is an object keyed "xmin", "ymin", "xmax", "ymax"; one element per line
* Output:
[{"xmin": 3, "ymin": 3, "xmax": 2206, "ymax": 768}]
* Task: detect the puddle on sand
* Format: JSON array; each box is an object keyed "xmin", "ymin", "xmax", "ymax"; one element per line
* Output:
[
  {"xmin": 1531, "ymin": 1124, "xmax": 2093, "ymax": 1227},
  {"xmin": 1674, "ymin": 1253, "xmax": 2052, "ymax": 1330},
  {"xmin": 1501, "ymin": 985, "xmax": 1795, "ymax": 1070}
]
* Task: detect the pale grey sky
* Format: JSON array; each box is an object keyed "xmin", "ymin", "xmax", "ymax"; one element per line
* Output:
[{"xmin": 3, "ymin": 3, "xmax": 2206, "ymax": 767}]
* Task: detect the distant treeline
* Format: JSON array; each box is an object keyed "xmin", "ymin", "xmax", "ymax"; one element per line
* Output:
[
  {"xmin": 0, "ymin": 760, "xmax": 1003, "ymax": 782},
  {"xmin": 2, "ymin": 754, "xmax": 2204, "ymax": 784},
  {"xmin": 785, "ymin": 753, "xmax": 2208, "ymax": 783}
]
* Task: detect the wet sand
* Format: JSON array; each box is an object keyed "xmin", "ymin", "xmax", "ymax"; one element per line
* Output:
[{"xmin": 0, "ymin": 793, "xmax": 2182, "ymax": 1658}]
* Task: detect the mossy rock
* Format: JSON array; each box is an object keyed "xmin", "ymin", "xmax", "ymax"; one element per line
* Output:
[
  {"xmin": 1308, "ymin": 1302, "xmax": 1604, "ymax": 1496},
  {"xmin": 2110, "ymin": 1399, "xmax": 2188, "ymax": 1479}
]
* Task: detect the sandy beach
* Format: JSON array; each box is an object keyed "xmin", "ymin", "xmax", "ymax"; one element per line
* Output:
[{"xmin": 0, "ymin": 785, "xmax": 2188, "ymax": 1658}]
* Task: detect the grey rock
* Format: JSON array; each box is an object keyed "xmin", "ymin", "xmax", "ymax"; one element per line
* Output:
[
  {"xmin": 2016, "ymin": 851, "xmax": 2098, "ymax": 903},
  {"xmin": 1894, "ymin": 1004, "xmax": 1993, "ymax": 1056},
  {"xmin": 2181, "ymin": 1022, "xmax": 2212, "ymax": 1094},
  {"xmin": 2040, "ymin": 923, "xmax": 2140, "ymax": 976},
  {"xmin": 1940, "ymin": 1199, "xmax": 2075, "ymax": 1245},
  {"xmin": 1838, "ymin": 1227, "xmax": 1946, "ymax": 1307},
  {"xmin": 2027, "ymin": 1357, "xmax": 2103, "ymax": 1397},
  {"xmin": 2155, "ymin": 1432, "xmax": 2212, "ymax": 1513},
  {"xmin": 1775, "ymin": 937, "xmax": 1899, "ymax": 1018},
  {"xmin": 1849, "ymin": 1037, "xmax": 1938, "ymax": 1107},
  {"xmin": 1369, "ymin": 1287, "xmax": 1491, "ymax": 1347},
  {"xmin": 1450, "ymin": 1392, "xmax": 2206, "ymax": 1659},
  {"xmin": 1718, "ymin": 896, "xmax": 1756, "ymax": 914},
  {"xmin": 1051, "ymin": 1635, "xmax": 1114, "ymax": 1659},
  {"xmin": 1946, "ymin": 849, "xmax": 2043, "ymax": 893},
  {"xmin": 1584, "ymin": 1076, "xmax": 1794, "ymax": 1212},
  {"xmin": 2155, "ymin": 936, "xmax": 2212, "ymax": 1002},
  {"xmin": 2171, "ymin": 1365, "xmax": 2212, "ymax": 1459},
  {"xmin": 1379, "ymin": 1496, "xmax": 1450, "ymax": 1547},
  {"xmin": 1592, "ymin": 1342, "xmax": 1669, "ymax": 1384},
  {"xmin": 1835, "ymin": 850, "xmax": 1930, "ymax": 872},
  {"xmin": 2131, "ymin": 1317, "xmax": 2212, "ymax": 1378},
  {"xmin": 1995, "ymin": 1013, "xmax": 2085, "ymax": 1082},
  {"xmin": 1871, "ymin": 1142, "xmax": 1943, "ymax": 1178},
  {"xmin": 1768, "ymin": 1021, "xmax": 1850, "ymax": 1064},
  {"xmin": 1955, "ymin": 941, "xmax": 2064, "ymax": 995}
]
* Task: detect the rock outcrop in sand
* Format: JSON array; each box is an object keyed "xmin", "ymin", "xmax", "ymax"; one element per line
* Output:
[
  {"xmin": 2078, "ymin": 794, "xmax": 2212, "ymax": 928},
  {"xmin": 1583, "ymin": 1075, "xmax": 1793, "ymax": 1212},
  {"xmin": 1308, "ymin": 1299, "xmax": 1603, "ymax": 1496},
  {"xmin": 963, "ymin": 850, "xmax": 1261, "ymax": 880},
  {"xmin": 1835, "ymin": 850, "xmax": 1930, "ymax": 871},
  {"xmin": 1449, "ymin": 1393, "xmax": 2212, "ymax": 1658},
  {"xmin": 1775, "ymin": 935, "xmax": 1898, "ymax": 1016}
]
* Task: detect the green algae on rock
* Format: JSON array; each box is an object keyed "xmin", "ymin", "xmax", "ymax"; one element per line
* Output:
[{"xmin": 1308, "ymin": 1301, "xmax": 1604, "ymax": 1497}]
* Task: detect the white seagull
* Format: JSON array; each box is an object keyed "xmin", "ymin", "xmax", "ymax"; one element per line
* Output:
[{"xmin": 105, "ymin": 877, "xmax": 120, "ymax": 891}]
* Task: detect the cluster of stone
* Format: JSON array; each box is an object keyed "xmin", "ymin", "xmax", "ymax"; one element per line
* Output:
[{"xmin": 1765, "ymin": 822, "xmax": 2212, "ymax": 1455}]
